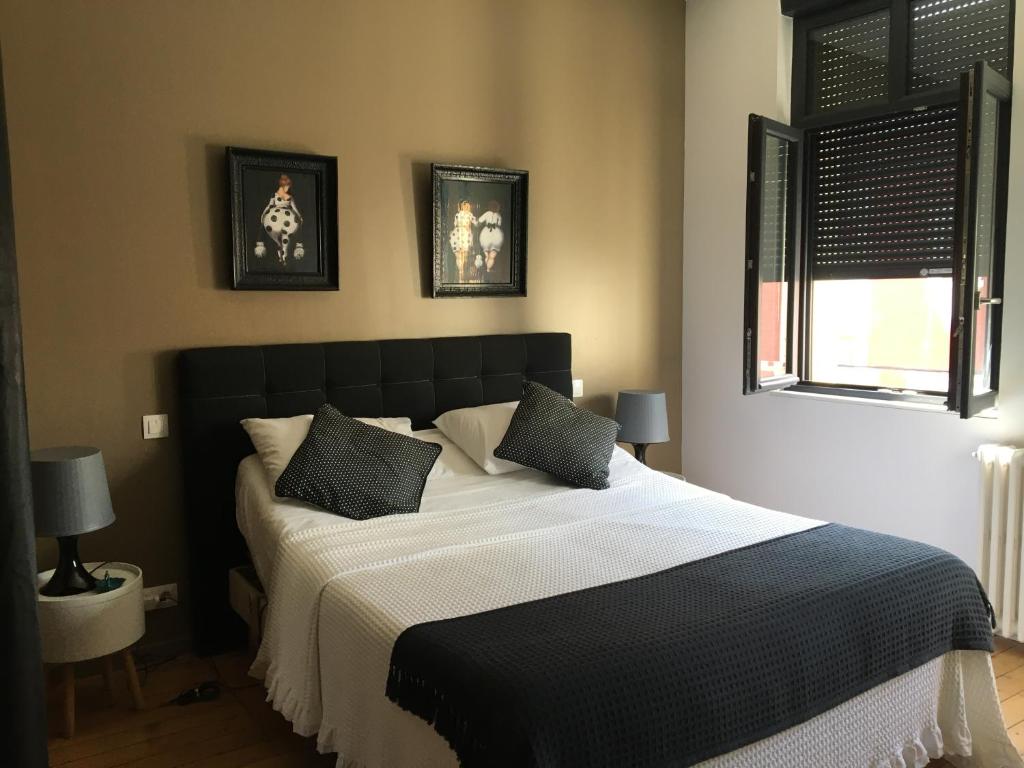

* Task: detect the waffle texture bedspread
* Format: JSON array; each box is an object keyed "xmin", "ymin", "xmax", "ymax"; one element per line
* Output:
[
  {"xmin": 249, "ymin": 458, "xmax": 1021, "ymax": 767},
  {"xmin": 386, "ymin": 523, "xmax": 994, "ymax": 768}
]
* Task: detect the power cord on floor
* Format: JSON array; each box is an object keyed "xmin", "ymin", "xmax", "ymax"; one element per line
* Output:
[
  {"xmin": 165, "ymin": 680, "xmax": 221, "ymax": 706},
  {"xmin": 133, "ymin": 649, "xmax": 180, "ymax": 688}
]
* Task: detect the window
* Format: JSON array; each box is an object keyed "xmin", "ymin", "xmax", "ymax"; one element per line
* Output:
[
  {"xmin": 744, "ymin": 117, "xmax": 802, "ymax": 393},
  {"xmin": 746, "ymin": 0, "xmax": 1013, "ymax": 417}
]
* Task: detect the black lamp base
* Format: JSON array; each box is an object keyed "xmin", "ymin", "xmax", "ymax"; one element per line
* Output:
[
  {"xmin": 39, "ymin": 535, "xmax": 96, "ymax": 596},
  {"xmin": 630, "ymin": 443, "xmax": 650, "ymax": 465}
]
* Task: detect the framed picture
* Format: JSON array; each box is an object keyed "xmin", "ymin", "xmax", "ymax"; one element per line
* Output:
[
  {"xmin": 227, "ymin": 147, "xmax": 339, "ymax": 290},
  {"xmin": 432, "ymin": 164, "xmax": 528, "ymax": 297}
]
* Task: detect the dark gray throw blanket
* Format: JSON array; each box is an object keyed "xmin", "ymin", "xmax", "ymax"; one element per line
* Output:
[{"xmin": 385, "ymin": 524, "xmax": 994, "ymax": 768}]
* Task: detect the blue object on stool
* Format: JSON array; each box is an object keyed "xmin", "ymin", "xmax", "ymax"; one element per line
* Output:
[{"xmin": 93, "ymin": 571, "xmax": 125, "ymax": 593}]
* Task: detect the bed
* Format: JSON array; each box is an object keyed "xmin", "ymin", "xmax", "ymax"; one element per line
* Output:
[{"xmin": 178, "ymin": 333, "xmax": 1022, "ymax": 768}]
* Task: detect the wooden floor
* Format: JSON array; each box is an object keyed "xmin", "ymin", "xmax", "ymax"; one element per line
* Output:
[
  {"xmin": 47, "ymin": 639, "xmax": 1024, "ymax": 768},
  {"xmin": 47, "ymin": 651, "xmax": 332, "ymax": 768}
]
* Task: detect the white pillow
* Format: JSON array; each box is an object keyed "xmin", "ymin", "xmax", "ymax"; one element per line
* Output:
[
  {"xmin": 412, "ymin": 429, "xmax": 487, "ymax": 480},
  {"xmin": 241, "ymin": 413, "xmax": 413, "ymax": 487},
  {"xmin": 432, "ymin": 402, "xmax": 525, "ymax": 475},
  {"xmin": 358, "ymin": 416, "xmax": 414, "ymax": 435}
]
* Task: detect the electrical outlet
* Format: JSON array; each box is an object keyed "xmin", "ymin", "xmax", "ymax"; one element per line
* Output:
[
  {"xmin": 143, "ymin": 583, "xmax": 178, "ymax": 611},
  {"xmin": 142, "ymin": 413, "xmax": 169, "ymax": 440},
  {"xmin": 572, "ymin": 379, "xmax": 584, "ymax": 397}
]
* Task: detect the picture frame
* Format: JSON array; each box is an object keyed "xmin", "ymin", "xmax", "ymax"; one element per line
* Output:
[
  {"xmin": 227, "ymin": 147, "xmax": 339, "ymax": 290},
  {"xmin": 432, "ymin": 164, "xmax": 528, "ymax": 297}
]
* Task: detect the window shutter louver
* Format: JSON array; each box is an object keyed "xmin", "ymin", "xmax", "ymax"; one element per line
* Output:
[
  {"xmin": 910, "ymin": 0, "xmax": 1013, "ymax": 92},
  {"xmin": 809, "ymin": 106, "xmax": 960, "ymax": 279},
  {"xmin": 807, "ymin": 9, "xmax": 891, "ymax": 114}
]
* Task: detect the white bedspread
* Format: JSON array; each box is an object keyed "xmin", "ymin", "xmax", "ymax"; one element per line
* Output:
[{"xmin": 242, "ymin": 445, "xmax": 1021, "ymax": 768}]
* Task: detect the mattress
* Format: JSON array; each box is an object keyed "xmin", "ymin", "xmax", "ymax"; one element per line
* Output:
[{"xmin": 237, "ymin": 435, "xmax": 1021, "ymax": 768}]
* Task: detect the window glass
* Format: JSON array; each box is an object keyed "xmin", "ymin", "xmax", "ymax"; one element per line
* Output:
[
  {"xmin": 810, "ymin": 277, "xmax": 952, "ymax": 392},
  {"xmin": 808, "ymin": 10, "xmax": 890, "ymax": 114},
  {"xmin": 758, "ymin": 135, "xmax": 791, "ymax": 381},
  {"xmin": 971, "ymin": 92, "xmax": 1000, "ymax": 395},
  {"xmin": 910, "ymin": 0, "xmax": 1012, "ymax": 92}
]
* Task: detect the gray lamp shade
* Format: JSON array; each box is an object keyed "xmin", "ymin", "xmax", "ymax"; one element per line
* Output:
[
  {"xmin": 614, "ymin": 390, "xmax": 670, "ymax": 444},
  {"xmin": 31, "ymin": 446, "xmax": 115, "ymax": 537}
]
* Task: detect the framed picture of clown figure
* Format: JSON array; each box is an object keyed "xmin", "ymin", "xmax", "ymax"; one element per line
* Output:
[
  {"xmin": 431, "ymin": 164, "xmax": 528, "ymax": 298},
  {"xmin": 227, "ymin": 147, "xmax": 339, "ymax": 290}
]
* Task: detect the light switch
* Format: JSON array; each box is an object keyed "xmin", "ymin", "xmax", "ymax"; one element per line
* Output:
[
  {"xmin": 572, "ymin": 379, "xmax": 584, "ymax": 397},
  {"xmin": 142, "ymin": 414, "xmax": 169, "ymax": 440}
]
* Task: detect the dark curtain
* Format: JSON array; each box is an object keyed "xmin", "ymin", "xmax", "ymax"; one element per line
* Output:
[{"xmin": 0, "ymin": 45, "xmax": 49, "ymax": 765}]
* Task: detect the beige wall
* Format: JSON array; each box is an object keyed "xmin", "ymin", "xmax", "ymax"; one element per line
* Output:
[{"xmin": 0, "ymin": 0, "xmax": 685, "ymax": 647}]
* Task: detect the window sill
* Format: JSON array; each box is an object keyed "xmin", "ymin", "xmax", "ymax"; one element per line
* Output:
[{"xmin": 769, "ymin": 387, "xmax": 1000, "ymax": 419}]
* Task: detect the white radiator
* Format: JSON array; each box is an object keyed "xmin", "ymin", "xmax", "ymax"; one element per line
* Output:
[{"xmin": 977, "ymin": 444, "xmax": 1024, "ymax": 640}]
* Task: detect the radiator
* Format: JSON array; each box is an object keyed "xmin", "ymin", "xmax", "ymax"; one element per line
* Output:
[{"xmin": 977, "ymin": 444, "xmax": 1024, "ymax": 640}]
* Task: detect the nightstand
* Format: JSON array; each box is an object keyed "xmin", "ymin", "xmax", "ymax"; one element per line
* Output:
[{"xmin": 37, "ymin": 562, "xmax": 146, "ymax": 737}]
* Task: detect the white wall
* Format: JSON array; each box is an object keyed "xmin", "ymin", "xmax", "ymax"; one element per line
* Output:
[{"xmin": 682, "ymin": 0, "xmax": 1024, "ymax": 568}]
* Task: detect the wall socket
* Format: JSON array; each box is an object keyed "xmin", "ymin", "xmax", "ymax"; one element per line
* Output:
[
  {"xmin": 143, "ymin": 583, "xmax": 178, "ymax": 611},
  {"xmin": 142, "ymin": 413, "xmax": 169, "ymax": 440},
  {"xmin": 572, "ymin": 379, "xmax": 584, "ymax": 397}
]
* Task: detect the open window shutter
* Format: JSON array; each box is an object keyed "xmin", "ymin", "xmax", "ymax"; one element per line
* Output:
[
  {"xmin": 744, "ymin": 115, "xmax": 802, "ymax": 395},
  {"xmin": 950, "ymin": 61, "xmax": 1011, "ymax": 417},
  {"xmin": 807, "ymin": 106, "xmax": 960, "ymax": 280}
]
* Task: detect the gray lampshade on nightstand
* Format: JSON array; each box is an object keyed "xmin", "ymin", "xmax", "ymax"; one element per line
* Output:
[
  {"xmin": 615, "ymin": 390, "xmax": 669, "ymax": 465},
  {"xmin": 31, "ymin": 447, "xmax": 115, "ymax": 596}
]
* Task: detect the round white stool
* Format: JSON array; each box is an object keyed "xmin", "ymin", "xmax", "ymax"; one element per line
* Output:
[{"xmin": 37, "ymin": 562, "xmax": 145, "ymax": 737}]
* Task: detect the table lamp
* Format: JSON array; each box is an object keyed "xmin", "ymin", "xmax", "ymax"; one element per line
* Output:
[
  {"xmin": 31, "ymin": 446, "xmax": 115, "ymax": 596},
  {"xmin": 614, "ymin": 390, "xmax": 669, "ymax": 465}
]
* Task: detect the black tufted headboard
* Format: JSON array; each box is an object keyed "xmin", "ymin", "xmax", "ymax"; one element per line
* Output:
[{"xmin": 177, "ymin": 332, "xmax": 571, "ymax": 654}]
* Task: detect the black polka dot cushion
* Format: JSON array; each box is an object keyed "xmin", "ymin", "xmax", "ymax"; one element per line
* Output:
[
  {"xmin": 275, "ymin": 405, "xmax": 441, "ymax": 520},
  {"xmin": 494, "ymin": 381, "xmax": 619, "ymax": 490}
]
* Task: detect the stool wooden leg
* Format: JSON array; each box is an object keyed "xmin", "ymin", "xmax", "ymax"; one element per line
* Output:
[
  {"xmin": 101, "ymin": 654, "xmax": 117, "ymax": 705},
  {"xmin": 122, "ymin": 647, "xmax": 145, "ymax": 710},
  {"xmin": 62, "ymin": 663, "xmax": 75, "ymax": 739}
]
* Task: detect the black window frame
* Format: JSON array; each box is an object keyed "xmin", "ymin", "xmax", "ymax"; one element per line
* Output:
[
  {"xmin": 742, "ymin": 0, "xmax": 1015, "ymax": 415},
  {"xmin": 949, "ymin": 61, "xmax": 1013, "ymax": 417},
  {"xmin": 790, "ymin": 0, "xmax": 1004, "ymax": 129},
  {"xmin": 744, "ymin": 116, "xmax": 803, "ymax": 394}
]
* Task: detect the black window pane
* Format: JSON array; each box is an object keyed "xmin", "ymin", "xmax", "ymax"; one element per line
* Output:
[
  {"xmin": 970, "ymin": 91, "xmax": 1001, "ymax": 395},
  {"xmin": 910, "ymin": 0, "xmax": 1012, "ymax": 92},
  {"xmin": 809, "ymin": 106, "xmax": 959, "ymax": 280},
  {"xmin": 758, "ymin": 135, "xmax": 791, "ymax": 381},
  {"xmin": 744, "ymin": 115, "xmax": 801, "ymax": 395},
  {"xmin": 808, "ymin": 9, "xmax": 890, "ymax": 114}
]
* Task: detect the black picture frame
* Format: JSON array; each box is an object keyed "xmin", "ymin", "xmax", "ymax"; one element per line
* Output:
[
  {"xmin": 227, "ymin": 147, "xmax": 339, "ymax": 290},
  {"xmin": 432, "ymin": 164, "xmax": 528, "ymax": 298}
]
